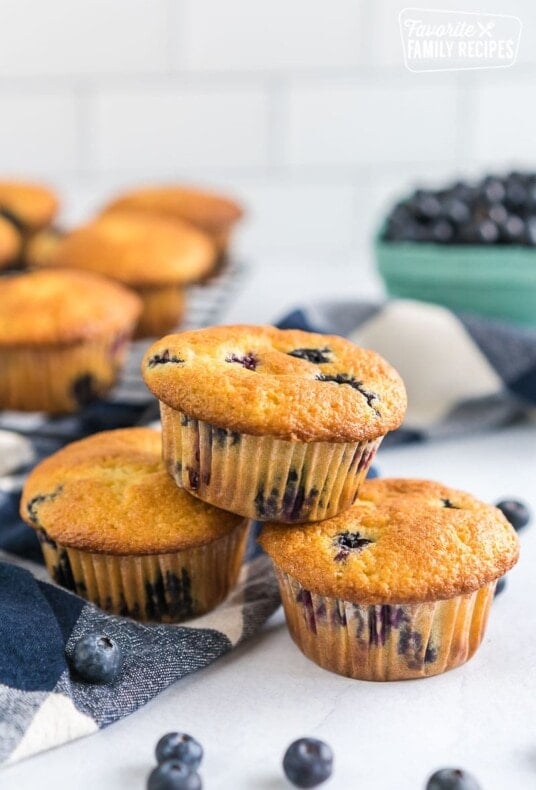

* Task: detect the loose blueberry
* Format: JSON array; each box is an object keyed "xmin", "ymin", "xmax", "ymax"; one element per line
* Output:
[
  {"xmin": 408, "ymin": 190, "xmax": 442, "ymax": 221},
  {"xmin": 500, "ymin": 214, "xmax": 525, "ymax": 243},
  {"xmin": 155, "ymin": 733, "xmax": 203, "ymax": 770},
  {"xmin": 426, "ymin": 767, "xmax": 481, "ymax": 790},
  {"xmin": 475, "ymin": 218, "xmax": 499, "ymax": 243},
  {"xmin": 480, "ymin": 176, "xmax": 506, "ymax": 205},
  {"xmin": 71, "ymin": 633, "xmax": 122, "ymax": 683},
  {"xmin": 487, "ymin": 203, "xmax": 508, "ymax": 225},
  {"xmin": 148, "ymin": 761, "xmax": 202, "ymax": 790},
  {"xmin": 441, "ymin": 198, "xmax": 470, "ymax": 226},
  {"xmin": 524, "ymin": 216, "xmax": 536, "ymax": 245},
  {"xmin": 432, "ymin": 219, "xmax": 455, "ymax": 243},
  {"xmin": 283, "ymin": 738, "xmax": 333, "ymax": 788},
  {"xmin": 494, "ymin": 576, "xmax": 507, "ymax": 596},
  {"xmin": 495, "ymin": 499, "xmax": 531, "ymax": 531}
]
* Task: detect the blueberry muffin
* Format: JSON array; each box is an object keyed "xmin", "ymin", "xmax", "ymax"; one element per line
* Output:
[
  {"xmin": 142, "ymin": 325, "xmax": 406, "ymax": 523},
  {"xmin": 25, "ymin": 225, "xmax": 64, "ymax": 268},
  {"xmin": 0, "ymin": 180, "xmax": 58, "ymax": 232},
  {"xmin": 20, "ymin": 428, "xmax": 249, "ymax": 622},
  {"xmin": 0, "ymin": 269, "xmax": 141, "ymax": 412},
  {"xmin": 259, "ymin": 479, "xmax": 519, "ymax": 681},
  {"xmin": 0, "ymin": 215, "xmax": 22, "ymax": 269},
  {"xmin": 103, "ymin": 184, "xmax": 243, "ymax": 259},
  {"xmin": 39, "ymin": 211, "xmax": 216, "ymax": 338},
  {"xmin": 0, "ymin": 180, "xmax": 59, "ymax": 266}
]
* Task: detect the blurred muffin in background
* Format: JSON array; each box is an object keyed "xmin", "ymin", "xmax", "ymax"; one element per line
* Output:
[
  {"xmin": 25, "ymin": 226, "xmax": 64, "ymax": 268},
  {"xmin": 102, "ymin": 184, "xmax": 243, "ymax": 262},
  {"xmin": 0, "ymin": 216, "xmax": 22, "ymax": 269},
  {"xmin": 33, "ymin": 211, "xmax": 216, "ymax": 338},
  {"xmin": 0, "ymin": 181, "xmax": 59, "ymax": 266},
  {"xmin": 0, "ymin": 268, "xmax": 141, "ymax": 413}
]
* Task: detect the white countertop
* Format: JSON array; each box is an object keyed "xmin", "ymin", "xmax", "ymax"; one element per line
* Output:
[{"xmin": 4, "ymin": 261, "xmax": 536, "ymax": 790}]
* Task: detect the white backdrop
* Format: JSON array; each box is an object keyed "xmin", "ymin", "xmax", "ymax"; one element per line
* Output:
[{"xmin": 0, "ymin": 0, "xmax": 534, "ymax": 266}]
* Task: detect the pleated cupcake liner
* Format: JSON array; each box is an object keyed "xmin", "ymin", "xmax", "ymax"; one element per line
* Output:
[
  {"xmin": 160, "ymin": 404, "xmax": 382, "ymax": 523},
  {"xmin": 275, "ymin": 568, "xmax": 496, "ymax": 681},
  {"xmin": 36, "ymin": 519, "xmax": 250, "ymax": 623},
  {"xmin": 0, "ymin": 329, "xmax": 134, "ymax": 412}
]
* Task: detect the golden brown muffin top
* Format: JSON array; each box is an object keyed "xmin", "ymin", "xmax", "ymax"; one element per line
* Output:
[
  {"xmin": 0, "ymin": 216, "xmax": 21, "ymax": 268},
  {"xmin": 142, "ymin": 325, "xmax": 407, "ymax": 442},
  {"xmin": 0, "ymin": 181, "xmax": 58, "ymax": 230},
  {"xmin": 0, "ymin": 269, "xmax": 141, "ymax": 346},
  {"xmin": 45, "ymin": 211, "xmax": 216, "ymax": 286},
  {"xmin": 103, "ymin": 185, "xmax": 243, "ymax": 234},
  {"xmin": 20, "ymin": 427, "xmax": 245, "ymax": 554},
  {"xmin": 259, "ymin": 479, "xmax": 519, "ymax": 604}
]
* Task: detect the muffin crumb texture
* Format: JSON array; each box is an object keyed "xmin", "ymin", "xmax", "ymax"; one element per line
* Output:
[
  {"xmin": 259, "ymin": 478, "xmax": 519, "ymax": 603},
  {"xmin": 143, "ymin": 325, "xmax": 407, "ymax": 442}
]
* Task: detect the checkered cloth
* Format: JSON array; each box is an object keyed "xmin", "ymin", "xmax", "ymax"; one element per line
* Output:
[
  {"xmin": 277, "ymin": 298, "xmax": 536, "ymax": 443},
  {"xmin": 0, "ymin": 263, "xmax": 280, "ymax": 766},
  {"xmin": 1, "ymin": 288, "xmax": 535, "ymax": 765}
]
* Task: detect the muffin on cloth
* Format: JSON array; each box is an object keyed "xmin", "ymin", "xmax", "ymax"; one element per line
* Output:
[
  {"xmin": 0, "ymin": 268, "xmax": 141, "ymax": 412},
  {"xmin": 20, "ymin": 427, "xmax": 249, "ymax": 622},
  {"xmin": 36, "ymin": 211, "xmax": 216, "ymax": 338},
  {"xmin": 259, "ymin": 478, "xmax": 519, "ymax": 681},
  {"xmin": 142, "ymin": 325, "xmax": 406, "ymax": 523},
  {"xmin": 103, "ymin": 184, "xmax": 243, "ymax": 257},
  {"xmin": 0, "ymin": 215, "xmax": 22, "ymax": 269}
]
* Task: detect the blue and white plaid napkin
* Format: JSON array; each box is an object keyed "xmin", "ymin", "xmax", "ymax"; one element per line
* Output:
[
  {"xmin": 278, "ymin": 298, "xmax": 536, "ymax": 442},
  {"xmin": 1, "ymin": 290, "xmax": 535, "ymax": 765}
]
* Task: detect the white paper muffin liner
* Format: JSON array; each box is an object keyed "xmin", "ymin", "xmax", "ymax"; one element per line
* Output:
[
  {"xmin": 274, "ymin": 568, "xmax": 496, "ymax": 681},
  {"xmin": 160, "ymin": 404, "xmax": 382, "ymax": 523},
  {"xmin": 37, "ymin": 519, "xmax": 249, "ymax": 623}
]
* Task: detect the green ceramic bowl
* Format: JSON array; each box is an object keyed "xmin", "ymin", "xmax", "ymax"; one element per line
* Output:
[{"xmin": 376, "ymin": 234, "xmax": 536, "ymax": 326}]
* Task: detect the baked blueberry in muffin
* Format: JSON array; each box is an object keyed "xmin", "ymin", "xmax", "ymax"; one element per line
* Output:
[
  {"xmin": 259, "ymin": 478, "xmax": 519, "ymax": 681},
  {"xmin": 142, "ymin": 325, "xmax": 406, "ymax": 522}
]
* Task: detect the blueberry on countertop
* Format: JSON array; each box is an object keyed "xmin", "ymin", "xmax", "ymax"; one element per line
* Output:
[
  {"xmin": 494, "ymin": 576, "xmax": 507, "ymax": 596},
  {"xmin": 155, "ymin": 733, "xmax": 203, "ymax": 771},
  {"xmin": 71, "ymin": 633, "xmax": 122, "ymax": 684},
  {"xmin": 148, "ymin": 761, "xmax": 202, "ymax": 790},
  {"xmin": 426, "ymin": 767, "xmax": 481, "ymax": 790},
  {"xmin": 495, "ymin": 499, "xmax": 531, "ymax": 531},
  {"xmin": 283, "ymin": 737, "xmax": 333, "ymax": 788}
]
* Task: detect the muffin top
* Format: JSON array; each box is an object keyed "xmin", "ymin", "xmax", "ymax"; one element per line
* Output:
[
  {"xmin": 0, "ymin": 216, "xmax": 21, "ymax": 268},
  {"xmin": 0, "ymin": 269, "xmax": 142, "ymax": 346},
  {"xmin": 20, "ymin": 427, "xmax": 244, "ymax": 554},
  {"xmin": 0, "ymin": 181, "xmax": 58, "ymax": 230},
  {"xmin": 45, "ymin": 211, "xmax": 216, "ymax": 286},
  {"xmin": 103, "ymin": 185, "xmax": 243, "ymax": 235},
  {"xmin": 142, "ymin": 325, "xmax": 407, "ymax": 442},
  {"xmin": 259, "ymin": 479, "xmax": 519, "ymax": 604}
]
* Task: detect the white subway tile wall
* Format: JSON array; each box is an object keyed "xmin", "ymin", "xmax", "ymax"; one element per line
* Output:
[{"xmin": 0, "ymin": 0, "xmax": 533, "ymax": 265}]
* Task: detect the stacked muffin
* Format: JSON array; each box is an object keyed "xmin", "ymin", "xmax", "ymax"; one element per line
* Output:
[
  {"xmin": 20, "ymin": 323, "xmax": 519, "ymax": 682},
  {"xmin": 140, "ymin": 324, "xmax": 518, "ymax": 681}
]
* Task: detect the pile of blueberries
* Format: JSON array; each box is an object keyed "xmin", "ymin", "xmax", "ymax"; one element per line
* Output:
[
  {"xmin": 143, "ymin": 733, "xmax": 483, "ymax": 789},
  {"xmin": 383, "ymin": 172, "xmax": 536, "ymax": 245},
  {"xmin": 147, "ymin": 733, "xmax": 204, "ymax": 790}
]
